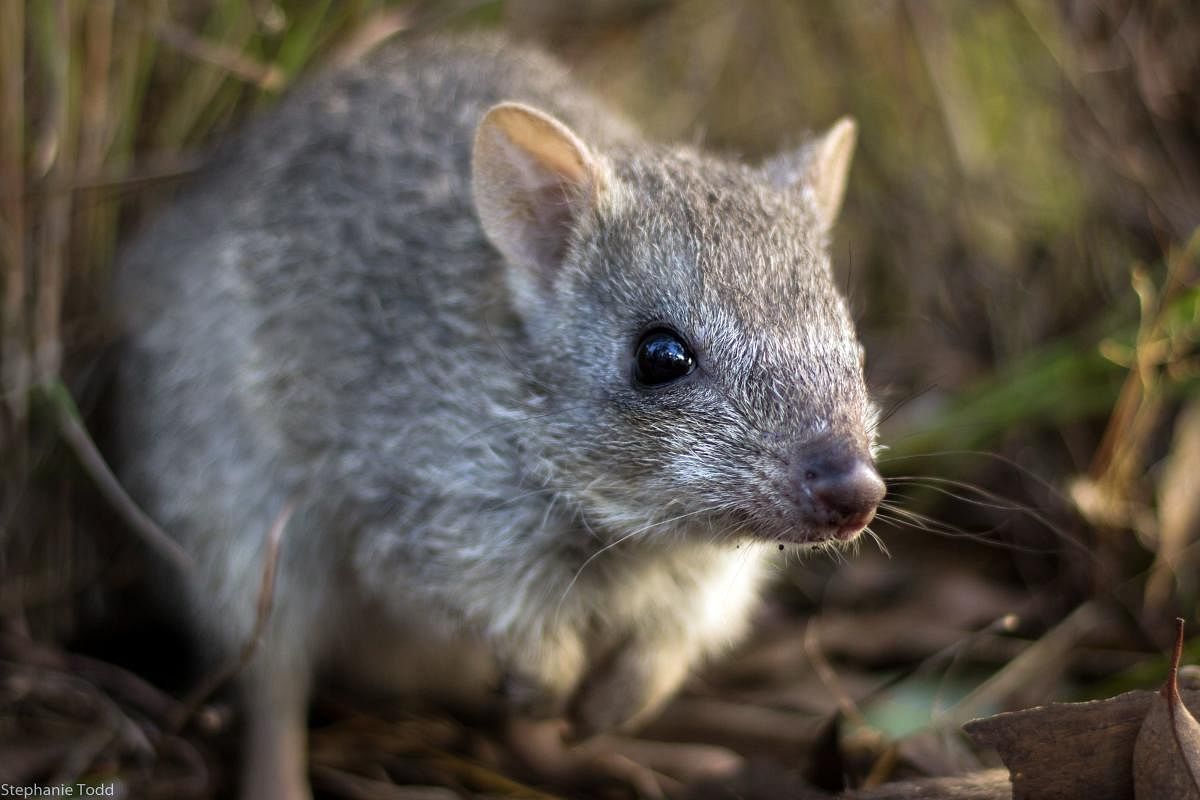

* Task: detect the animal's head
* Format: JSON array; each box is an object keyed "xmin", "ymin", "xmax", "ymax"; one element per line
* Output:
[{"xmin": 472, "ymin": 103, "xmax": 883, "ymax": 548}]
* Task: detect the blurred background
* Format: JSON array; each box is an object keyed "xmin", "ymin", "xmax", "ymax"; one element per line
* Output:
[{"xmin": 0, "ymin": 1, "xmax": 1197, "ymax": 797}]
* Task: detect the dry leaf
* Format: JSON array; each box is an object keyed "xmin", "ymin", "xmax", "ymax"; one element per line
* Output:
[
  {"xmin": 1134, "ymin": 618, "xmax": 1200, "ymax": 799},
  {"xmin": 686, "ymin": 764, "xmax": 1013, "ymax": 800},
  {"xmin": 966, "ymin": 619, "xmax": 1200, "ymax": 799},
  {"xmin": 845, "ymin": 769, "xmax": 1012, "ymax": 799},
  {"xmin": 965, "ymin": 690, "xmax": 1153, "ymax": 799}
]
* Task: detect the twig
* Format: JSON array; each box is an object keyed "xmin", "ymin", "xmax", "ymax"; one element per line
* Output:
[
  {"xmin": 0, "ymin": 0, "xmax": 28, "ymax": 420},
  {"xmin": 0, "ymin": 151, "xmax": 206, "ymax": 201},
  {"xmin": 940, "ymin": 602, "xmax": 1103, "ymax": 728},
  {"xmin": 148, "ymin": 733, "xmax": 213, "ymax": 800},
  {"xmin": 46, "ymin": 379, "xmax": 193, "ymax": 572},
  {"xmin": 151, "ymin": 17, "xmax": 286, "ymax": 91},
  {"xmin": 1166, "ymin": 616, "xmax": 1185, "ymax": 704},
  {"xmin": 170, "ymin": 501, "xmax": 293, "ymax": 732},
  {"xmin": 803, "ymin": 618, "xmax": 868, "ymax": 726},
  {"xmin": 0, "ymin": 652, "xmax": 211, "ymax": 796},
  {"xmin": 310, "ymin": 765, "xmax": 459, "ymax": 800},
  {"xmin": 32, "ymin": 0, "xmax": 70, "ymax": 382},
  {"xmin": 325, "ymin": 7, "xmax": 413, "ymax": 69},
  {"xmin": 0, "ymin": 630, "xmax": 187, "ymax": 722},
  {"xmin": 0, "ymin": 659, "xmax": 138, "ymax": 786}
]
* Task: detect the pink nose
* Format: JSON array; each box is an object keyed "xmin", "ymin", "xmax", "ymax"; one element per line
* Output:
[{"xmin": 794, "ymin": 438, "xmax": 885, "ymax": 536}]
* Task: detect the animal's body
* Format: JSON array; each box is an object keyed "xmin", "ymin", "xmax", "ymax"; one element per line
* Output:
[{"xmin": 113, "ymin": 34, "xmax": 883, "ymax": 799}]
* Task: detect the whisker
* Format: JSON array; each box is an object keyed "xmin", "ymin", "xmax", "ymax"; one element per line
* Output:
[
  {"xmin": 883, "ymin": 474, "xmax": 1092, "ymax": 559},
  {"xmin": 876, "ymin": 504, "xmax": 987, "ymax": 539},
  {"xmin": 873, "ymin": 511, "xmax": 957, "ymax": 540},
  {"xmin": 863, "ymin": 527, "xmax": 890, "ymax": 558},
  {"xmin": 869, "ymin": 382, "xmax": 940, "ymax": 434},
  {"xmin": 876, "ymin": 449, "xmax": 1075, "ymax": 508},
  {"xmin": 885, "ymin": 478, "xmax": 1029, "ymax": 512},
  {"xmin": 875, "ymin": 505, "xmax": 962, "ymax": 535},
  {"xmin": 876, "ymin": 503, "xmax": 1055, "ymax": 555},
  {"xmin": 721, "ymin": 531, "xmax": 760, "ymax": 600},
  {"xmin": 553, "ymin": 503, "xmax": 737, "ymax": 619}
]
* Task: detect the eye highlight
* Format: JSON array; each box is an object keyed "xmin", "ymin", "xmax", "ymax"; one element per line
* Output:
[{"xmin": 634, "ymin": 328, "xmax": 696, "ymax": 387}]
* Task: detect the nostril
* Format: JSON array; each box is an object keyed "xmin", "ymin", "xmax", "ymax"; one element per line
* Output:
[
  {"xmin": 792, "ymin": 436, "xmax": 885, "ymax": 535},
  {"xmin": 812, "ymin": 464, "xmax": 885, "ymax": 520}
]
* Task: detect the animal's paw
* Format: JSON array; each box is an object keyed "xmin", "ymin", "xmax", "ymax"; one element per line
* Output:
[
  {"xmin": 505, "ymin": 717, "xmax": 742, "ymax": 800},
  {"xmin": 497, "ymin": 631, "xmax": 586, "ymax": 721},
  {"xmin": 568, "ymin": 639, "xmax": 690, "ymax": 740},
  {"xmin": 499, "ymin": 669, "xmax": 570, "ymax": 720}
]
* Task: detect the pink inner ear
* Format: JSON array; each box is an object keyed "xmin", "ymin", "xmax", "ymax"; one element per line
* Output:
[
  {"xmin": 473, "ymin": 103, "xmax": 604, "ymax": 291},
  {"xmin": 525, "ymin": 179, "xmax": 582, "ymax": 275}
]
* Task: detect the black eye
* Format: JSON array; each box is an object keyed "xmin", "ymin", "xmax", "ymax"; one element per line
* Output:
[{"xmin": 634, "ymin": 328, "xmax": 696, "ymax": 386}]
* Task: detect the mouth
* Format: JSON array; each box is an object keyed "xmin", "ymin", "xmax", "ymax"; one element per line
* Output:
[
  {"xmin": 697, "ymin": 497, "xmax": 879, "ymax": 548},
  {"xmin": 834, "ymin": 509, "xmax": 876, "ymax": 541},
  {"xmin": 736, "ymin": 507, "xmax": 877, "ymax": 547}
]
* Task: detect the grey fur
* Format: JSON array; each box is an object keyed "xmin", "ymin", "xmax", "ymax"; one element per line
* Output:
[{"xmin": 112, "ymin": 34, "xmax": 877, "ymax": 799}]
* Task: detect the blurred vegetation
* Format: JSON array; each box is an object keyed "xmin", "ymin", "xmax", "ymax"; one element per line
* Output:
[{"xmin": 0, "ymin": 0, "xmax": 1197, "ymax": 796}]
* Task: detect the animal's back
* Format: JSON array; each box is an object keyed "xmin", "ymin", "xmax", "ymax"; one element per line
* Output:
[{"xmin": 114, "ymin": 35, "xmax": 635, "ymax": 571}]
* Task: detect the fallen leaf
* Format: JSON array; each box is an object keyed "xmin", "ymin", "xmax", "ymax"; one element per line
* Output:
[
  {"xmin": 1134, "ymin": 618, "xmax": 1200, "ymax": 799},
  {"xmin": 965, "ymin": 617, "xmax": 1200, "ymax": 800},
  {"xmin": 965, "ymin": 690, "xmax": 1153, "ymax": 799},
  {"xmin": 845, "ymin": 768, "xmax": 1012, "ymax": 799}
]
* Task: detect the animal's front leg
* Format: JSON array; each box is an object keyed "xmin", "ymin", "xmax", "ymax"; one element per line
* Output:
[
  {"xmin": 497, "ymin": 627, "xmax": 587, "ymax": 720},
  {"xmin": 568, "ymin": 631, "xmax": 693, "ymax": 739},
  {"xmin": 502, "ymin": 632, "xmax": 739, "ymax": 798}
]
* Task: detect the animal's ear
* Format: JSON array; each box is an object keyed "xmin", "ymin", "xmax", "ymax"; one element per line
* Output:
[
  {"xmin": 761, "ymin": 116, "xmax": 857, "ymax": 231},
  {"xmin": 472, "ymin": 102, "xmax": 607, "ymax": 303}
]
